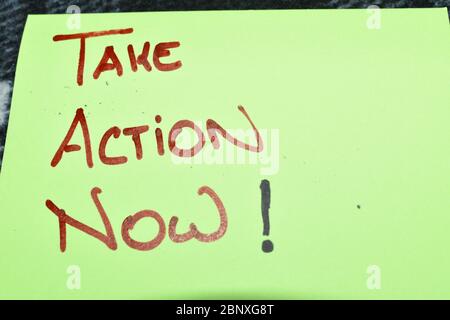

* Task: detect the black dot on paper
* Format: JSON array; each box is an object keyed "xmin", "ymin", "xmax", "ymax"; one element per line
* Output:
[{"xmin": 262, "ymin": 240, "xmax": 273, "ymax": 253}]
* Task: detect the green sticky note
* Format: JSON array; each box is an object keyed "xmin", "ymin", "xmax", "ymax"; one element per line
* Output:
[{"xmin": 0, "ymin": 8, "xmax": 449, "ymax": 299}]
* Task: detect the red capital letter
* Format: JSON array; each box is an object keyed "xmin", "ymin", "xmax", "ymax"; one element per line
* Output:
[
  {"xmin": 127, "ymin": 42, "xmax": 152, "ymax": 72},
  {"xmin": 121, "ymin": 210, "xmax": 166, "ymax": 251},
  {"xmin": 169, "ymin": 185, "xmax": 228, "ymax": 243},
  {"xmin": 45, "ymin": 187, "xmax": 117, "ymax": 252},
  {"xmin": 207, "ymin": 105, "xmax": 264, "ymax": 152},
  {"xmin": 123, "ymin": 125, "xmax": 149, "ymax": 160},
  {"xmin": 153, "ymin": 42, "xmax": 182, "ymax": 71},
  {"xmin": 168, "ymin": 120, "xmax": 205, "ymax": 157},
  {"xmin": 53, "ymin": 28, "xmax": 133, "ymax": 85},
  {"xmin": 99, "ymin": 126, "xmax": 128, "ymax": 165},
  {"xmin": 93, "ymin": 46, "xmax": 123, "ymax": 80},
  {"xmin": 51, "ymin": 108, "xmax": 93, "ymax": 168}
]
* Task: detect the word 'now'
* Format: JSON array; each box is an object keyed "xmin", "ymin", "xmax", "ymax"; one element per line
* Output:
[{"xmin": 46, "ymin": 185, "xmax": 227, "ymax": 252}]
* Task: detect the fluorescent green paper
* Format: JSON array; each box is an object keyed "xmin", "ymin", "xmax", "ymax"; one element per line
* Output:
[{"xmin": 0, "ymin": 8, "xmax": 449, "ymax": 299}]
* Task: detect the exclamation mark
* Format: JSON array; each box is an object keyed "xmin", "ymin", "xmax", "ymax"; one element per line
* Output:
[{"xmin": 260, "ymin": 179, "xmax": 274, "ymax": 253}]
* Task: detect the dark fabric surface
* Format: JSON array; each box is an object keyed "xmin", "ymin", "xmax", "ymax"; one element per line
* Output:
[{"xmin": 0, "ymin": 0, "xmax": 449, "ymax": 167}]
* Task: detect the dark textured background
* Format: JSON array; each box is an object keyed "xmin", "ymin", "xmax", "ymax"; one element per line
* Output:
[{"xmin": 0, "ymin": 0, "xmax": 449, "ymax": 167}]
